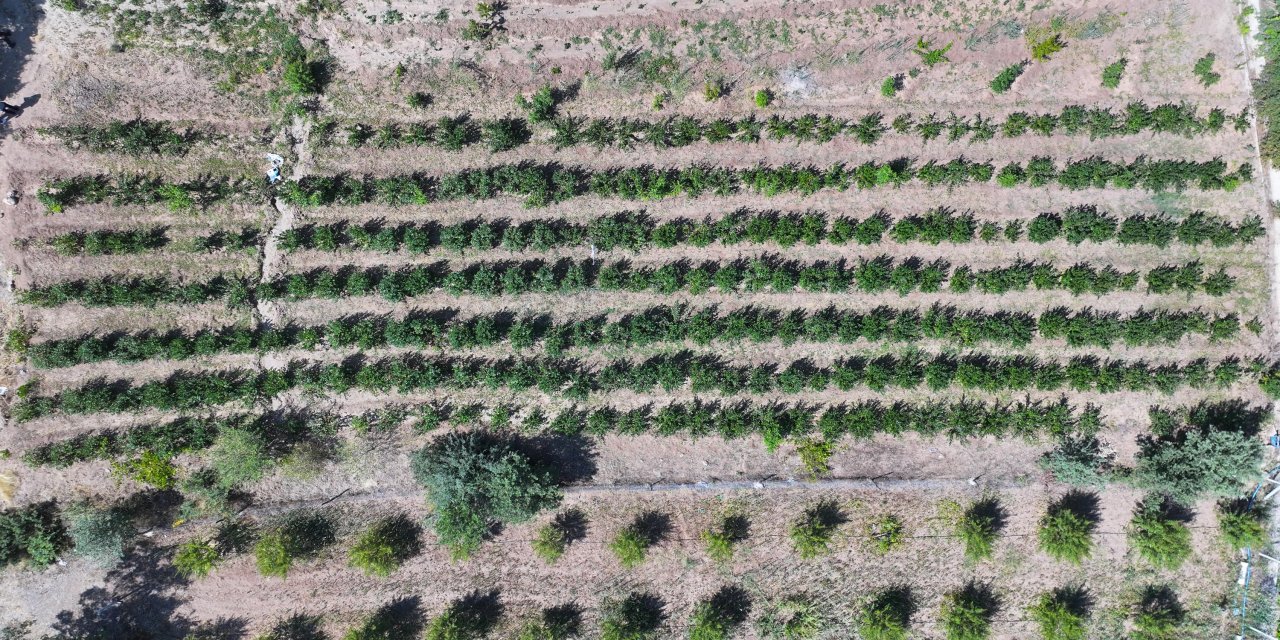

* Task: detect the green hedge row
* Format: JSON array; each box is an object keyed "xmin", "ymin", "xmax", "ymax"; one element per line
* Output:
[
  {"xmin": 276, "ymin": 158, "xmax": 1253, "ymax": 209},
  {"xmin": 329, "ymin": 102, "xmax": 1247, "ymax": 152},
  {"xmin": 22, "ymin": 256, "xmax": 1233, "ymax": 308},
  {"xmin": 13, "ymin": 351, "xmax": 1270, "ymax": 422},
  {"xmin": 43, "ymin": 226, "xmax": 259, "ymax": 256},
  {"xmin": 20, "ymin": 414, "xmax": 240, "ymax": 468},
  {"xmin": 26, "ymin": 305, "xmax": 1239, "ymax": 369},
  {"xmin": 280, "ymin": 208, "xmax": 1264, "ymax": 255},
  {"xmin": 39, "ymin": 119, "xmax": 194, "ymax": 155},
  {"xmin": 257, "ymin": 258, "xmax": 1231, "ymax": 301},
  {"xmin": 36, "ymin": 174, "xmax": 249, "ymax": 213}
]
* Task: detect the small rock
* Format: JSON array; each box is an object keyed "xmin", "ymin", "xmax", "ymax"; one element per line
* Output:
[{"xmin": 3, "ymin": 190, "xmax": 16, "ymax": 206}]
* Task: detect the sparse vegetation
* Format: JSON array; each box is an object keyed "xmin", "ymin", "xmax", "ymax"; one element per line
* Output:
[{"xmin": 790, "ymin": 500, "xmax": 844, "ymax": 558}]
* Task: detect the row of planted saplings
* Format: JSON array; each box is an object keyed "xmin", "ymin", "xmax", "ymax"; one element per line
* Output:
[
  {"xmin": 168, "ymin": 490, "xmax": 1257, "ymax": 640},
  {"xmin": 322, "ymin": 580, "xmax": 1192, "ymax": 640}
]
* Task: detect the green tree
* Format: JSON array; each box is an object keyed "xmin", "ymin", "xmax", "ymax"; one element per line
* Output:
[
  {"xmin": 174, "ymin": 539, "xmax": 221, "ymax": 578},
  {"xmin": 858, "ymin": 588, "xmax": 912, "ymax": 640},
  {"xmin": 1127, "ymin": 496, "xmax": 1192, "ymax": 569},
  {"xmin": 1131, "ymin": 429, "xmax": 1260, "ymax": 504},
  {"xmin": 1027, "ymin": 587, "xmax": 1088, "ymax": 640},
  {"xmin": 687, "ymin": 586, "xmax": 750, "ymax": 640},
  {"xmin": 1218, "ymin": 500, "xmax": 1267, "ymax": 550},
  {"xmin": 410, "ymin": 431, "xmax": 561, "ymax": 558},
  {"xmin": 1037, "ymin": 493, "xmax": 1096, "ymax": 564},
  {"xmin": 939, "ymin": 582, "xmax": 996, "ymax": 640},
  {"xmin": 600, "ymin": 592, "xmax": 665, "ymax": 640},
  {"xmin": 348, "ymin": 514, "xmax": 422, "ymax": 577}
]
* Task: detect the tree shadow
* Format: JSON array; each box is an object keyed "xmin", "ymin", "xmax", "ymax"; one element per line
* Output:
[
  {"xmin": 704, "ymin": 585, "xmax": 752, "ymax": 627},
  {"xmin": 720, "ymin": 514, "xmax": 750, "ymax": 543},
  {"xmin": 1052, "ymin": 490, "xmax": 1101, "ymax": 525},
  {"xmin": 259, "ymin": 612, "xmax": 326, "ymax": 640},
  {"xmin": 351, "ymin": 596, "xmax": 423, "ymax": 639},
  {"xmin": 539, "ymin": 603, "xmax": 582, "ymax": 636},
  {"xmin": 436, "ymin": 590, "xmax": 503, "ymax": 637},
  {"xmin": 52, "ymin": 541, "xmax": 248, "ymax": 638},
  {"xmin": 522, "ymin": 432, "xmax": 598, "ymax": 484},
  {"xmin": 867, "ymin": 585, "xmax": 915, "ymax": 628},
  {"xmin": 967, "ymin": 496, "xmax": 1007, "ymax": 535},
  {"xmin": 552, "ymin": 508, "xmax": 588, "ymax": 544},
  {"xmin": 629, "ymin": 510, "xmax": 672, "ymax": 545},
  {"xmin": 1051, "ymin": 584, "xmax": 1093, "ymax": 618}
]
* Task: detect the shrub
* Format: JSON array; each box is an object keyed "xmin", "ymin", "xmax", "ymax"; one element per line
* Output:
[
  {"xmin": 956, "ymin": 497, "xmax": 1003, "ymax": 562},
  {"xmin": 880, "ymin": 76, "xmax": 898, "ymax": 98},
  {"xmin": 1131, "ymin": 586, "xmax": 1183, "ymax": 640},
  {"xmin": 343, "ymin": 598, "xmax": 424, "ymax": 640},
  {"xmin": 1030, "ymin": 34, "xmax": 1065, "ymax": 61},
  {"xmin": 939, "ymin": 582, "xmax": 996, "ymax": 640},
  {"xmin": 424, "ymin": 591, "xmax": 503, "ymax": 640},
  {"xmin": 1027, "ymin": 587, "xmax": 1088, "ymax": 640},
  {"xmin": 1101, "ymin": 58, "xmax": 1127, "ymax": 88},
  {"xmin": 701, "ymin": 514, "xmax": 748, "ymax": 562},
  {"xmin": 703, "ymin": 79, "xmax": 725, "ymax": 101},
  {"xmin": 173, "ymin": 539, "xmax": 221, "ymax": 578},
  {"xmin": 1038, "ymin": 493, "xmax": 1097, "ymax": 564},
  {"xmin": 111, "ymin": 450, "xmax": 178, "ymax": 489},
  {"xmin": 795, "ymin": 437, "xmax": 834, "ymax": 477},
  {"xmin": 790, "ymin": 500, "xmax": 844, "ymax": 558},
  {"xmin": 207, "ymin": 427, "xmax": 271, "ymax": 490},
  {"xmin": 514, "ymin": 606, "xmax": 581, "ymax": 640},
  {"xmin": 611, "ymin": 512, "xmax": 667, "ymax": 568},
  {"xmin": 990, "ymin": 62, "xmax": 1027, "ymax": 94},
  {"xmin": 1218, "ymin": 500, "xmax": 1267, "ymax": 550},
  {"xmin": 913, "ymin": 38, "xmax": 952, "ymax": 66},
  {"xmin": 254, "ymin": 511, "xmax": 336, "ymax": 577},
  {"xmin": 754, "ymin": 89, "xmax": 773, "ymax": 107},
  {"xmin": 516, "ymin": 85, "xmax": 557, "ymax": 123},
  {"xmin": 1127, "ymin": 496, "xmax": 1192, "ymax": 569},
  {"xmin": 858, "ymin": 588, "xmax": 912, "ymax": 640},
  {"xmin": 410, "ymin": 431, "xmax": 561, "ymax": 558},
  {"xmin": 600, "ymin": 592, "xmax": 665, "ymax": 640},
  {"xmin": 757, "ymin": 597, "xmax": 825, "ymax": 639},
  {"xmin": 407, "ymin": 92, "xmax": 431, "ymax": 109},
  {"xmin": 283, "ymin": 58, "xmax": 320, "ymax": 95},
  {"xmin": 866, "ymin": 514, "xmax": 906, "ymax": 553},
  {"xmin": 1039, "ymin": 435, "xmax": 1112, "ymax": 487},
  {"xmin": 687, "ymin": 585, "xmax": 750, "ymax": 640},
  {"xmin": 532, "ymin": 522, "xmax": 568, "ymax": 563},
  {"xmin": 66, "ymin": 503, "xmax": 133, "ymax": 567},
  {"xmin": 1193, "ymin": 53, "xmax": 1220, "ymax": 87},
  {"xmin": 0, "ymin": 503, "xmax": 63, "ymax": 567},
  {"xmin": 348, "ymin": 514, "xmax": 422, "ymax": 577},
  {"xmin": 1131, "ymin": 428, "xmax": 1260, "ymax": 504}
]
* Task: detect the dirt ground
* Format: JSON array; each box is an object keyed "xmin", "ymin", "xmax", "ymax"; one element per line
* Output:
[{"xmin": 0, "ymin": 0, "xmax": 1272, "ymax": 637}]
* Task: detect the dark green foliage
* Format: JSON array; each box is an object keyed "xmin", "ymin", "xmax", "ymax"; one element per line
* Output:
[
  {"xmin": 424, "ymin": 591, "xmax": 503, "ymax": 640},
  {"xmin": 0, "ymin": 502, "xmax": 65, "ymax": 567},
  {"xmin": 600, "ymin": 592, "xmax": 665, "ymax": 640},
  {"xmin": 859, "ymin": 587, "xmax": 914, "ymax": 640},
  {"xmin": 23, "ymin": 414, "xmax": 233, "ymax": 467},
  {"xmin": 990, "ymin": 61, "xmax": 1027, "ymax": 94},
  {"xmin": 790, "ymin": 500, "xmax": 845, "ymax": 558},
  {"xmin": 48, "ymin": 227, "xmax": 168, "ymax": 256},
  {"xmin": 1038, "ymin": 492, "xmax": 1098, "ymax": 564},
  {"xmin": 956, "ymin": 497, "xmax": 1004, "ymax": 562},
  {"xmin": 348, "ymin": 514, "xmax": 423, "ymax": 576},
  {"xmin": 254, "ymin": 510, "xmax": 335, "ymax": 577},
  {"xmin": 343, "ymin": 598, "xmax": 425, "ymax": 640},
  {"xmin": 940, "ymin": 582, "xmax": 997, "ymax": 640},
  {"xmin": 1217, "ymin": 499, "xmax": 1267, "ymax": 550},
  {"xmin": 1101, "ymin": 58, "xmax": 1127, "ymax": 88},
  {"xmin": 1038, "ymin": 435, "xmax": 1113, "ymax": 487},
  {"xmin": 1127, "ymin": 496, "xmax": 1192, "ymax": 569},
  {"xmin": 610, "ymin": 511, "xmax": 669, "ymax": 568},
  {"xmin": 514, "ymin": 605, "xmax": 581, "ymax": 640},
  {"xmin": 1131, "ymin": 586, "xmax": 1183, "ymax": 640},
  {"xmin": 1192, "ymin": 53, "xmax": 1220, "ymax": 87},
  {"xmin": 688, "ymin": 586, "xmax": 751, "ymax": 640},
  {"xmin": 40, "ymin": 119, "xmax": 193, "ymax": 155},
  {"xmin": 517, "ymin": 85, "xmax": 559, "ymax": 123},
  {"xmin": 410, "ymin": 431, "xmax": 561, "ymax": 558},
  {"xmin": 20, "ymin": 274, "xmax": 251, "ymax": 308},
  {"xmin": 1027, "ymin": 586, "xmax": 1089, "ymax": 640},
  {"xmin": 1131, "ymin": 427, "xmax": 1261, "ymax": 504}
]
